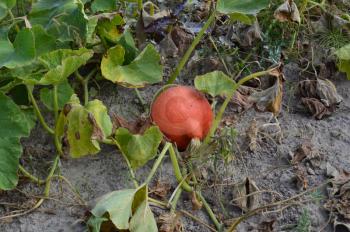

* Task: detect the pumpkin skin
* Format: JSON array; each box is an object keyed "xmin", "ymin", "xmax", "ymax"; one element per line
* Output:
[{"xmin": 151, "ymin": 86, "xmax": 213, "ymax": 150}]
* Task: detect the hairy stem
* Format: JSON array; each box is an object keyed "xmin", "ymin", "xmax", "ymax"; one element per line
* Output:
[
  {"xmin": 53, "ymin": 85, "xmax": 59, "ymax": 121},
  {"xmin": 18, "ymin": 165, "xmax": 45, "ymax": 185},
  {"xmin": 26, "ymin": 85, "xmax": 54, "ymax": 135},
  {"xmin": 169, "ymin": 145, "xmax": 193, "ymax": 192},
  {"xmin": 145, "ymin": 143, "xmax": 171, "ymax": 184},
  {"xmin": 198, "ymin": 192, "xmax": 223, "ymax": 231},
  {"xmin": 167, "ymin": 10, "xmax": 216, "ymax": 84}
]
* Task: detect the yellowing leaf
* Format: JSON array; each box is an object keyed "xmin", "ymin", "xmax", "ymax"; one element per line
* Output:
[
  {"xmin": 56, "ymin": 95, "xmax": 112, "ymax": 158},
  {"xmin": 101, "ymin": 44, "xmax": 163, "ymax": 88}
]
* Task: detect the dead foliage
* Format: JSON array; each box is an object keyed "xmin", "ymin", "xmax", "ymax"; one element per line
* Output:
[
  {"xmin": 298, "ymin": 79, "xmax": 342, "ymax": 119},
  {"xmin": 274, "ymin": 0, "xmax": 301, "ymax": 23},
  {"xmin": 324, "ymin": 170, "xmax": 350, "ymax": 231},
  {"xmin": 231, "ymin": 177, "xmax": 260, "ymax": 212},
  {"xmin": 157, "ymin": 212, "xmax": 183, "ymax": 232},
  {"xmin": 111, "ymin": 113, "xmax": 152, "ymax": 134}
]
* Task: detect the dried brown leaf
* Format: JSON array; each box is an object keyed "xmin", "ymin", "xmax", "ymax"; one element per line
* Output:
[
  {"xmin": 231, "ymin": 86, "xmax": 255, "ymax": 113},
  {"xmin": 247, "ymin": 119, "xmax": 258, "ymax": 152},
  {"xmin": 157, "ymin": 212, "xmax": 183, "ymax": 232},
  {"xmin": 291, "ymin": 141, "xmax": 320, "ymax": 165},
  {"xmin": 324, "ymin": 170, "xmax": 350, "ymax": 228},
  {"xmin": 274, "ymin": 0, "xmax": 301, "ymax": 23},
  {"xmin": 301, "ymin": 97, "xmax": 332, "ymax": 119},
  {"xmin": 231, "ymin": 177, "xmax": 260, "ymax": 212},
  {"xmin": 149, "ymin": 180, "xmax": 171, "ymax": 199},
  {"xmin": 111, "ymin": 113, "xmax": 152, "ymax": 134},
  {"xmin": 249, "ymin": 77, "xmax": 283, "ymax": 115}
]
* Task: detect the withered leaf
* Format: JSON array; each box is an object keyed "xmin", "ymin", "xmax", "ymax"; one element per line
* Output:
[
  {"xmin": 274, "ymin": 0, "xmax": 301, "ymax": 23},
  {"xmin": 299, "ymin": 79, "xmax": 342, "ymax": 119},
  {"xmin": 111, "ymin": 113, "xmax": 152, "ymax": 135},
  {"xmin": 149, "ymin": 180, "xmax": 171, "ymax": 199},
  {"xmin": 291, "ymin": 140, "xmax": 320, "ymax": 165},
  {"xmin": 249, "ymin": 77, "xmax": 283, "ymax": 115},
  {"xmin": 231, "ymin": 177, "xmax": 260, "ymax": 212},
  {"xmin": 324, "ymin": 170, "xmax": 350, "ymax": 228},
  {"xmin": 157, "ymin": 212, "xmax": 183, "ymax": 232},
  {"xmin": 231, "ymin": 86, "xmax": 255, "ymax": 113},
  {"xmin": 301, "ymin": 97, "xmax": 332, "ymax": 120}
]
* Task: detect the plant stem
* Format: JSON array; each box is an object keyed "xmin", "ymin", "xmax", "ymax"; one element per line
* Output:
[
  {"xmin": 134, "ymin": 89, "xmax": 148, "ymax": 112},
  {"xmin": 44, "ymin": 155, "xmax": 60, "ymax": 195},
  {"xmin": 75, "ymin": 69, "xmax": 97, "ymax": 106},
  {"xmin": 170, "ymin": 188, "xmax": 182, "ymax": 213},
  {"xmin": 145, "ymin": 143, "xmax": 171, "ymax": 184},
  {"xmin": 18, "ymin": 165, "xmax": 45, "ymax": 185},
  {"xmin": 137, "ymin": 0, "xmax": 143, "ymax": 10},
  {"xmin": 169, "ymin": 145, "xmax": 193, "ymax": 192},
  {"xmin": 111, "ymin": 139, "xmax": 139, "ymax": 188},
  {"xmin": 167, "ymin": 10, "xmax": 216, "ymax": 84},
  {"xmin": 53, "ymin": 85, "xmax": 59, "ymax": 121},
  {"xmin": 26, "ymin": 85, "xmax": 54, "ymax": 135},
  {"xmin": 197, "ymin": 192, "xmax": 223, "ymax": 231},
  {"xmin": 204, "ymin": 67, "xmax": 279, "ymax": 144}
]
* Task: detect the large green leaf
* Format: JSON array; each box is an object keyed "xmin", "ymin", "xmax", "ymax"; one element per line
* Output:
[
  {"xmin": 91, "ymin": 189, "xmax": 135, "ymax": 229},
  {"xmin": 91, "ymin": 0, "xmax": 117, "ymax": 13},
  {"xmin": 336, "ymin": 44, "xmax": 350, "ymax": 80},
  {"xmin": 89, "ymin": 185, "xmax": 156, "ymax": 231},
  {"xmin": 101, "ymin": 44, "xmax": 163, "ymax": 88},
  {"xmin": 0, "ymin": 0, "xmax": 16, "ymax": 20},
  {"xmin": 0, "ymin": 93, "xmax": 34, "ymax": 190},
  {"xmin": 0, "ymin": 26, "xmax": 56, "ymax": 69},
  {"xmin": 114, "ymin": 126, "xmax": 163, "ymax": 169},
  {"xmin": 130, "ymin": 200, "xmax": 157, "ymax": 232},
  {"xmin": 56, "ymin": 95, "xmax": 112, "ymax": 158},
  {"xmin": 29, "ymin": 0, "xmax": 88, "ymax": 42},
  {"xmin": 39, "ymin": 81, "xmax": 74, "ymax": 110},
  {"xmin": 38, "ymin": 48, "xmax": 93, "ymax": 85},
  {"xmin": 194, "ymin": 71, "xmax": 236, "ymax": 97},
  {"xmin": 217, "ymin": 0, "xmax": 270, "ymax": 15},
  {"xmin": 0, "ymin": 29, "xmax": 35, "ymax": 69}
]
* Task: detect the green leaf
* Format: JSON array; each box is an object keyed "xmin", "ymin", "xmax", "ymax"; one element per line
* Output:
[
  {"xmin": 114, "ymin": 126, "xmax": 163, "ymax": 169},
  {"xmin": 86, "ymin": 99, "xmax": 113, "ymax": 138},
  {"xmin": 29, "ymin": 0, "xmax": 88, "ymax": 42},
  {"xmin": 0, "ymin": 26, "xmax": 56, "ymax": 69},
  {"xmin": 0, "ymin": 93, "xmax": 34, "ymax": 190},
  {"xmin": 0, "ymin": 29, "xmax": 35, "ymax": 69},
  {"xmin": 39, "ymin": 48, "xmax": 93, "ymax": 85},
  {"xmin": 101, "ymin": 44, "xmax": 163, "ymax": 88},
  {"xmin": 194, "ymin": 71, "xmax": 236, "ymax": 97},
  {"xmin": 87, "ymin": 216, "xmax": 109, "ymax": 232},
  {"xmin": 0, "ymin": 0, "xmax": 16, "ymax": 20},
  {"xmin": 217, "ymin": 0, "xmax": 270, "ymax": 15},
  {"xmin": 89, "ymin": 185, "xmax": 156, "ymax": 231},
  {"xmin": 96, "ymin": 14, "xmax": 125, "ymax": 43},
  {"xmin": 117, "ymin": 31, "xmax": 139, "ymax": 64},
  {"xmin": 91, "ymin": 0, "xmax": 117, "ymax": 13},
  {"xmin": 39, "ymin": 81, "xmax": 74, "ymax": 110},
  {"xmin": 130, "ymin": 201, "xmax": 157, "ymax": 232},
  {"xmin": 56, "ymin": 95, "xmax": 112, "ymax": 158},
  {"xmin": 230, "ymin": 12, "xmax": 256, "ymax": 25},
  {"xmin": 91, "ymin": 189, "xmax": 136, "ymax": 230},
  {"xmin": 31, "ymin": 25, "xmax": 57, "ymax": 56},
  {"xmin": 336, "ymin": 44, "xmax": 350, "ymax": 80}
]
